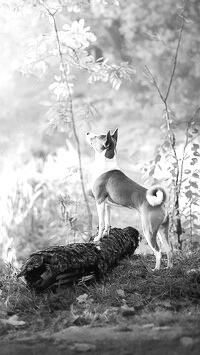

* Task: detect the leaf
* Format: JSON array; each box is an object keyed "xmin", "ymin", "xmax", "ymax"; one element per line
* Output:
[
  {"xmin": 184, "ymin": 169, "xmax": 191, "ymax": 174},
  {"xmin": 190, "ymin": 158, "xmax": 198, "ymax": 165},
  {"xmin": 182, "ymin": 219, "xmax": 190, "ymax": 226},
  {"xmin": 70, "ymin": 343, "xmax": 96, "ymax": 352},
  {"xmin": 191, "ymin": 143, "xmax": 200, "ymax": 151},
  {"xmin": 185, "ymin": 190, "xmax": 193, "ymax": 199},
  {"xmin": 192, "ymin": 192, "xmax": 200, "ymax": 197},
  {"xmin": 149, "ymin": 168, "xmax": 155, "ymax": 176},
  {"xmin": 192, "ymin": 173, "xmax": 199, "ymax": 178},
  {"xmin": 155, "ymin": 154, "xmax": 161, "ymax": 163},
  {"xmin": 190, "ymin": 214, "xmax": 198, "ymax": 219},
  {"xmin": 162, "ymin": 140, "xmax": 171, "ymax": 148},
  {"xmin": 49, "ymin": 81, "xmax": 70, "ymax": 100},
  {"xmin": 190, "ymin": 181, "xmax": 198, "ymax": 189},
  {"xmin": 116, "ymin": 289, "xmax": 125, "ymax": 297},
  {"xmin": 63, "ymin": 19, "xmax": 96, "ymax": 48},
  {"xmin": 76, "ymin": 293, "xmax": 88, "ymax": 304},
  {"xmin": 180, "ymin": 337, "xmax": 195, "ymax": 347},
  {"xmin": 170, "ymin": 170, "xmax": 177, "ymax": 177},
  {"xmin": 121, "ymin": 305, "xmax": 135, "ymax": 316},
  {"xmin": 193, "ymin": 224, "xmax": 200, "ymax": 229},
  {"xmin": 111, "ymin": 77, "xmax": 121, "ymax": 90},
  {"xmin": 192, "ymin": 128, "xmax": 199, "ymax": 134},
  {"xmin": 1, "ymin": 315, "xmax": 25, "ymax": 326}
]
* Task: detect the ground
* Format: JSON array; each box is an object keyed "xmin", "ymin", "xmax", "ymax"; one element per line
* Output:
[
  {"xmin": 0, "ymin": 252, "xmax": 200, "ymax": 354},
  {"xmin": 1, "ymin": 317, "xmax": 200, "ymax": 355}
]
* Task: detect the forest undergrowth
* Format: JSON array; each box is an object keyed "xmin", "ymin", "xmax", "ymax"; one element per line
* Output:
[{"xmin": 0, "ymin": 250, "xmax": 200, "ymax": 337}]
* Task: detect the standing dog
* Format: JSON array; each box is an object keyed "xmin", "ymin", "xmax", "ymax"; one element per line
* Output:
[{"xmin": 86, "ymin": 129, "xmax": 172, "ymax": 270}]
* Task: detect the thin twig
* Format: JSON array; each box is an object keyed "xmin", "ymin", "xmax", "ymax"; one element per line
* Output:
[
  {"xmin": 144, "ymin": 65, "xmax": 165, "ymax": 102},
  {"xmin": 164, "ymin": 16, "xmax": 185, "ymax": 102},
  {"xmin": 145, "ymin": 2, "xmax": 187, "ymax": 163},
  {"xmin": 178, "ymin": 120, "xmax": 190, "ymax": 195}
]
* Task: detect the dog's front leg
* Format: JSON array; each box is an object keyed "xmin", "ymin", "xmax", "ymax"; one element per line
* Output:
[
  {"xmin": 94, "ymin": 202, "xmax": 105, "ymax": 243},
  {"xmin": 103, "ymin": 204, "xmax": 111, "ymax": 236}
]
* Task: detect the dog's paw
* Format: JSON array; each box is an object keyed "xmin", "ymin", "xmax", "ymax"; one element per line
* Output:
[
  {"xmin": 103, "ymin": 226, "xmax": 111, "ymax": 237},
  {"xmin": 95, "ymin": 245, "xmax": 101, "ymax": 250},
  {"xmin": 93, "ymin": 236, "xmax": 101, "ymax": 244},
  {"xmin": 166, "ymin": 263, "xmax": 173, "ymax": 269},
  {"xmin": 93, "ymin": 237, "xmax": 101, "ymax": 250}
]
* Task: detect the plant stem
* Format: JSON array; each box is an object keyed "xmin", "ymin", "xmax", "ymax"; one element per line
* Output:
[{"xmin": 145, "ymin": 4, "xmax": 187, "ymax": 248}]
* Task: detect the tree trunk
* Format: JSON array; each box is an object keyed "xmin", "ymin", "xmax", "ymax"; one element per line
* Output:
[{"xmin": 18, "ymin": 227, "xmax": 139, "ymax": 291}]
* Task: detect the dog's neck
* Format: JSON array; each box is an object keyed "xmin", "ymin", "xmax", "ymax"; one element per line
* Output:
[{"xmin": 92, "ymin": 151, "xmax": 119, "ymax": 186}]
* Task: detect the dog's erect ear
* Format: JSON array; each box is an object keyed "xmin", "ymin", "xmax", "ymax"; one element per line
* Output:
[
  {"xmin": 104, "ymin": 130, "xmax": 112, "ymax": 147},
  {"xmin": 112, "ymin": 128, "xmax": 118, "ymax": 142}
]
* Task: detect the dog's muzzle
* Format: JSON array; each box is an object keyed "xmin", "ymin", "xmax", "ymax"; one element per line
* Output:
[{"xmin": 86, "ymin": 132, "xmax": 96, "ymax": 145}]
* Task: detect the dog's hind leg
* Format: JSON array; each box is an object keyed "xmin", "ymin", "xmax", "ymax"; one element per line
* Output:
[
  {"xmin": 158, "ymin": 218, "xmax": 173, "ymax": 268},
  {"xmin": 140, "ymin": 207, "xmax": 162, "ymax": 270},
  {"xmin": 143, "ymin": 229, "xmax": 161, "ymax": 270}
]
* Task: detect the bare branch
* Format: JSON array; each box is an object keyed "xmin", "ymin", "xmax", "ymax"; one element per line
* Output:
[
  {"xmin": 164, "ymin": 15, "xmax": 185, "ymax": 102},
  {"xmin": 144, "ymin": 65, "xmax": 165, "ymax": 102},
  {"xmin": 145, "ymin": 2, "xmax": 187, "ymax": 169}
]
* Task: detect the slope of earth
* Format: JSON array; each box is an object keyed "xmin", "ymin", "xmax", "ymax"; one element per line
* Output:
[{"xmin": 0, "ymin": 252, "xmax": 200, "ymax": 354}]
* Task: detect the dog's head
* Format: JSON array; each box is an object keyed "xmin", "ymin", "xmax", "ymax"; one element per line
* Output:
[{"xmin": 86, "ymin": 129, "xmax": 118, "ymax": 159}]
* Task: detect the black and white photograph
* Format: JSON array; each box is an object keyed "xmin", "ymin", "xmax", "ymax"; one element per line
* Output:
[{"xmin": 0, "ymin": 0, "xmax": 200, "ymax": 354}]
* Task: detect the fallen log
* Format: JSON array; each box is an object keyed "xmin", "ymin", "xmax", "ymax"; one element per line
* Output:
[{"xmin": 17, "ymin": 227, "xmax": 139, "ymax": 291}]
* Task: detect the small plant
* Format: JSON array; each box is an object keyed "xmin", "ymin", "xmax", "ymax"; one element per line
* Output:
[
  {"xmin": 0, "ymin": 149, "xmax": 96, "ymax": 264},
  {"xmin": 143, "ymin": 4, "xmax": 200, "ymax": 249}
]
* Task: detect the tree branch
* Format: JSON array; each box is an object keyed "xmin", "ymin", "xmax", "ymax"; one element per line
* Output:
[
  {"xmin": 164, "ymin": 15, "xmax": 185, "ymax": 102},
  {"xmin": 144, "ymin": 65, "xmax": 165, "ymax": 102}
]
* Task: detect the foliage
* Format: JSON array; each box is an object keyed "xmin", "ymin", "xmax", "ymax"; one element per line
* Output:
[
  {"xmin": 138, "ymin": 3, "xmax": 200, "ymax": 248},
  {"xmin": 20, "ymin": 0, "xmax": 134, "ymax": 238},
  {"xmin": 0, "ymin": 148, "xmax": 96, "ymax": 265},
  {"xmin": 142, "ymin": 111, "xmax": 200, "ymax": 248},
  {"xmin": 104, "ymin": 0, "xmax": 200, "ymax": 114}
]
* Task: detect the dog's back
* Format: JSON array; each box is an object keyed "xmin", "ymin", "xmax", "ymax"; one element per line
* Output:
[{"xmin": 93, "ymin": 169, "xmax": 146, "ymax": 209}]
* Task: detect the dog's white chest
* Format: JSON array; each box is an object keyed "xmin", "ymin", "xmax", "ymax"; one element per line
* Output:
[{"xmin": 91, "ymin": 153, "xmax": 119, "ymax": 190}]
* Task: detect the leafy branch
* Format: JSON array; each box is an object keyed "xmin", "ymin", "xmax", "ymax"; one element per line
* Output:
[
  {"xmin": 17, "ymin": 0, "xmax": 135, "ymax": 240},
  {"xmin": 41, "ymin": 3, "xmax": 93, "ymax": 238}
]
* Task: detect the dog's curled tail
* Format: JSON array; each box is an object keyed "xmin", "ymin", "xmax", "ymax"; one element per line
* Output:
[{"xmin": 146, "ymin": 186, "xmax": 167, "ymax": 207}]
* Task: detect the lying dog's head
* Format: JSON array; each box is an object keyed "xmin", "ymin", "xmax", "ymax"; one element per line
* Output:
[{"xmin": 86, "ymin": 129, "xmax": 118, "ymax": 159}]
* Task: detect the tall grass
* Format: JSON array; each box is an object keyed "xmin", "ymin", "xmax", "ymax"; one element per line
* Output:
[{"xmin": 0, "ymin": 146, "xmax": 94, "ymax": 265}]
